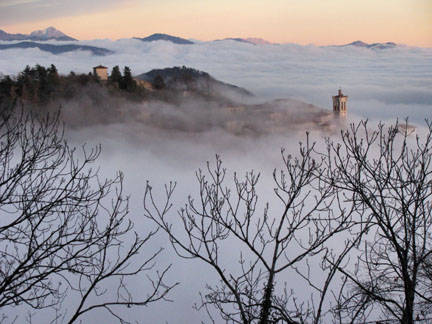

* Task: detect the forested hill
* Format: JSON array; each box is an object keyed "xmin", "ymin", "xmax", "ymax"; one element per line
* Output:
[
  {"xmin": 0, "ymin": 65, "xmax": 253, "ymax": 110},
  {"xmin": 137, "ymin": 66, "xmax": 253, "ymax": 99},
  {"xmin": 0, "ymin": 64, "xmax": 335, "ymax": 134},
  {"xmin": 0, "ymin": 65, "xmax": 144, "ymax": 110}
]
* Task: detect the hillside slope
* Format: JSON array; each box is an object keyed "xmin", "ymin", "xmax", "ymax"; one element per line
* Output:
[{"xmin": 136, "ymin": 66, "xmax": 253, "ymax": 101}]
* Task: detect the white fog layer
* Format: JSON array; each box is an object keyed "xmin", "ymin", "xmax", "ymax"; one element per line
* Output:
[
  {"xmin": 0, "ymin": 39, "xmax": 431, "ymax": 323},
  {"xmin": 0, "ymin": 39, "xmax": 431, "ymax": 123}
]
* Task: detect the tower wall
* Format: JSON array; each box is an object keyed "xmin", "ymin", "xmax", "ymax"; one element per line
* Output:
[{"xmin": 333, "ymin": 89, "xmax": 348, "ymax": 116}]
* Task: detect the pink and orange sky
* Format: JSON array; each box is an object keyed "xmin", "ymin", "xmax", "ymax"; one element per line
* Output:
[{"xmin": 1, "ymin": 0, "xmax": 431, "ymax": 46}]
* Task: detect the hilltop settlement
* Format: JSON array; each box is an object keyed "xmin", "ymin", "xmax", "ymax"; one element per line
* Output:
[{"xmin": 0, "ymin": 64, "xmax": 341, "ymax": 135}]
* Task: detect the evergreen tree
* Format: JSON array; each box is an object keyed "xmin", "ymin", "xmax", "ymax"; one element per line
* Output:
[
  {"xmin": 120, "ymin": 66, "xmax": 136, "ymax": 91},
  {"xmin": 45, "ymin": 64, "xmax": 60, "ymax": 100},
  {"xmin": 36, "ymin": 65, "xmax": 49, "ymax": 103},
  {"xmin": 47, "ymin": 64, "xmax": 59, "ymax": 80},
  {"xmin": 0, "ymin": 75, "xmax": 15, "ymax": 109},
  {"xmin": 109, "ymin": 65, "xmax": 122, "ymax": 86},
  {"xmin": 17, "ymin": 66, "xmax": 37, "ymax": 101}
]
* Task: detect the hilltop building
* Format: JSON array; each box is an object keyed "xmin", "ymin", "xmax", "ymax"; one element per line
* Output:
[
  {"xmin": 332, "ymin": 89, "xmax": 348, "ymax": 116},
  {"xmin": 93, "ymin": 65, "xmax": 108, "ymax": 81}
]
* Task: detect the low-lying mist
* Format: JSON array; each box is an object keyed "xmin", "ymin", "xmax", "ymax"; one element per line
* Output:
[
  {"xmin": 0, "ymin": 39, "xmax": 430, "ymax": 323},
  {"xmin": 29, "ymin": 77, "xmax": 340, "ymax": 323},
  {"xmin": 0, "ymin": 39, "xmax": 430, "ymax": 123},
  {"xmin": 68, "ymin": 117, "xmax": 429, "ymax": 324}
]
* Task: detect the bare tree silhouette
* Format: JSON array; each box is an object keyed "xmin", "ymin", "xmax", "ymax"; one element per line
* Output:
[
  {"xmin": 0, "ymin": 109, "xmax": 176, "ymax": 323},
  {"xmin": 144, "ymin": 137, "xmax": 356, "ymax": 324},
  {"xmin": 321, "ymin": 121, "xmax": 432, "ymax": 324}
]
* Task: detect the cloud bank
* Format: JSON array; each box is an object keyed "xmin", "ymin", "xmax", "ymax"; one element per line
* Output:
[
  {"xmin": 0, "ymin": 39, "xmax": 431, "ymax": 323},
  {"xmin": 0, "ymin": 39, "xmax": 430, "ymax": 123}
]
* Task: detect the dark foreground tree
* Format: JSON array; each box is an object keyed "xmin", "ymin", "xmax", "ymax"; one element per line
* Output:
[
  {"xmin": 109, "ymin": 65, "xmax": 122, "ymax": 86},
  {"xmin": 120, "ymin": 66, "xmax": 136, "ymax": 92},
  {"xmin": 321, "ymin": 121, "xmax": 432, "ymax": 324},
  {"xmin": 0, "ymin": 110, "xmax": 175, "ymax": 323},
  {"xmin": 144, "ymin": 121, "xmax": 432, "ymax": 324},
  {"xmin": 144, "ymin": 139, "xmax": 358, "ymax": 324}
]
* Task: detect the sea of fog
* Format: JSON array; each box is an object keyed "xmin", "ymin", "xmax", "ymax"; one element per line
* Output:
[
  {"xmin": 0, "ymin": 39, "xmax": 431, "ymax": 123},
  {"xmin": 0, "ymin": 39, "xmax": 431, "ymax": 323}
]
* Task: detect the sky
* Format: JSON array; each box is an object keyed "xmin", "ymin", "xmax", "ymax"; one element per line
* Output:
[{"xmin": 0, "ymin": 0, "xmax": 431, "ymax": 46}]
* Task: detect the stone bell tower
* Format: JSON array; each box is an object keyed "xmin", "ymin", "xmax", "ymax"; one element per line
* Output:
[{"xmin": 332, "ymin": 89, "xmax": 348, "ymax": 116}]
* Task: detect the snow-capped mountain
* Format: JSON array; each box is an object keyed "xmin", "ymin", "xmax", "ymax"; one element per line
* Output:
[
  {"xmin": 0, "ymin": 27, "xmax": 76, "ymax": 41},
  {"xmin": 28, "ymin": 27, "xmax": 76, "ymax": 41}
]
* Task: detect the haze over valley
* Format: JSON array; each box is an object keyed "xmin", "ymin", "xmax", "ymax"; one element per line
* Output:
[
  {"xmin": 1, "ymin": 27, "xmax": 431, "ymax": 125},
  {"xmin": 0, "ymin": 3, "xmax": 431, "ymax": 321}
]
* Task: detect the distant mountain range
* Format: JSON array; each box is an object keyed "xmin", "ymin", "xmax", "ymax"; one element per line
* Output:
[
  {"xmin": 132, "ymin": 35, "xmax": 398, "ymax": 48},
  {"xmin": 134, "ymin": 34, "xmax": 274, "ymax": 45},
  {"xmin": 217, "ymin": 37, "xmax": 273, "ymax": 45},
  {"xmin": 243, "ymin": 38, "xmax": 272, "ymax": 45},
  {"xmin": 338, "ymin": 40, "xmax": 397, "ymax": 49},
  {"xmin": 0, "ymin": 30, "xmax": 27, "ymax": 41},
  {"xmin": 134, "ymin": 33, "xmax": 194, "ymax": 44},
  {"xmin": 0, "ymin": 42, "xmax": 112, "ymax": 56},
  {"xmin": 0, "ymin": 27, "xmax": 76, "ymax": 41},
  {"xmin": 0, "ymin": 27, "xmax": 401, "ymax": 50}
]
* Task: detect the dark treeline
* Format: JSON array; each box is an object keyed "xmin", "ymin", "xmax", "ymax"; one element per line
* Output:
[
  {"xmin": 0, "ymin": 64, "xmax": 244, "ymax": 114},
  {"xmin": 0, "ymin": 64, "xmax": 148, "ymax": 110}
]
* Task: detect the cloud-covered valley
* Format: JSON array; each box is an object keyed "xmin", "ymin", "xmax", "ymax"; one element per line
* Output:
[
  {"xmin": 0, "ymin": 38, "xmax": 431, "ymax": 323},
  {"xmin": 0, "ymin": 38, "xmax": 431, "ymax": 124}
]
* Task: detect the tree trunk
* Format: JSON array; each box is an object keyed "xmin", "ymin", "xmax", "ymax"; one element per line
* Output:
[
  {"xmin": 401, "ymin": 281, "xmax": 415, "ymax": 324},
  {"xmin": 258, "ymin": 272, "xmax": 275, "ymax": 324}
]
